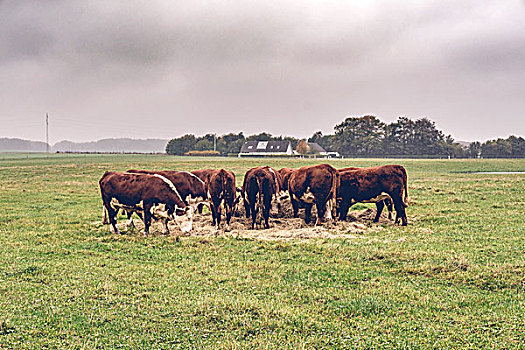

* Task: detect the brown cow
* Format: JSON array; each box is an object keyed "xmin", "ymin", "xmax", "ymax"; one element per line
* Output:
[
  {"xmin": 191, "ymin": 169, "xmax": 216, "ymax": 214},
  {"xmin": 337, "ymin": 167, "xmax": 393, "ymax": 221},
  {"xmin": 288, "ymin": 164, "xmax": 339, "ymax": 225},
  {"xmin": 206, "ymin": 169, "xmax": 239, "ymax": 231},
  {"xmin": 242, "ymin": 166, "xmax": 281, "ymax": 229},
  {"xmin": 125, "ymin": 169, "xmax": 206, "ymax": 227},
  {"xmin": 128, "ymin": 169, "xmax": 206, "ymax": 204},
  {"xmin": 99, "ymin": 171, "xmax": 193, "ymax": 235},
  {"xmin": 278, "ymin": 167, "xmax": 295, "ymax": 192},
  {"xmin": 338, "ymin": 165, "xmax": 408, "ymax": 225}
]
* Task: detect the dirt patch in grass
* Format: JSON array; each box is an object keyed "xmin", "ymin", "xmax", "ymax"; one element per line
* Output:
[{"xmin": 97, "ymin": 200, "xmax": 393, "ymax": 241}]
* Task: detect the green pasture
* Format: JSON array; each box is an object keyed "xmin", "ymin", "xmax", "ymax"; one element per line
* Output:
[{"xmin": 0, "ymin": 154, "xmax": 524, "ymax": 349}]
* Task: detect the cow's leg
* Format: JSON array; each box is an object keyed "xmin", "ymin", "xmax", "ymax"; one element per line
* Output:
[
  {"xmin": 263, "ymin": 201, "xmax": 271, "ymax": 229},
  {"xmin": 315, "ymin": 197, "xmax": 327, "ymax": 225},
  {"xmin": 244, "ymin": 197, "xmax": 251, "ymax": 218},
  {"xmin": 225, "ymin": 205, "xmax": 232, "ymax": 232},
  {"xmin": 215, "ymin": 200, "xmax": 222, "ymax": 230},
  {"xmin": 143, "ymin": 205, "xmax": 152, "ymax": 235},
  {"xmin": 290, "ymin": 197, "xmax": 299, "ymax": 218},
  {"xmin": 162, "ymin": 218, "xmax": 170, "ymax": 235},
  {"xmin": 210, "ymin": 203, "xmax": 217, "ymax": 226},
  {"xmin": 197, "ymin": 203, "xmax": 204, "ymax": 214},
  {"xmin": 126, "ymin": 211, "xmax": 136, "ymax": 229},
  {"xmin": 304, "ymin": 203, "xmax": 313, "ymax": 224},
  {"xmin": 374, "ymin": 201, "xmax": 385, "ymax": 222},
  {"xmin": 104, "ymin": 202, "xmax": 120, "ymax": 234},
  {"xmin": 102, "ymin": 205, "xmax": 109, "ymax": 224},
  {"xmin": 338, "ymin": 199, "xmax": 351, "ymax": 221},
  {"xmin": 330, "ymin": 198, "xmax": 338, "ymax": 222},
  {"xmin": 250, "ymin": 202, "xmax": 257, "ymax": 229}
]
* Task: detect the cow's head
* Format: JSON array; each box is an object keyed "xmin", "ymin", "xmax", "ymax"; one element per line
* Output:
[{"xmin": 174, "ymin": 206, "xmax": 193, "ymax": 233}]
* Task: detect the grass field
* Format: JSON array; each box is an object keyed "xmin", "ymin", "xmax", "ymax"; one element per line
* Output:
[{"xmin": 1, "ymin": 154, "xmax": 524, "ymax": 349}]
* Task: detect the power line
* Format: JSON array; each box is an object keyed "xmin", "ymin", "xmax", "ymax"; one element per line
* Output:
[{"xmin": 46, "ymin": 113, "xmax": 49, "ymax": 153}]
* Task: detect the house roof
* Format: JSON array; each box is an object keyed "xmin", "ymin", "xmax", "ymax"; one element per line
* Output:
[
  {"xmin": 306, "ymin": 142, "xmax": 326, "ymax": 153},
  {"xmin": 240, "ymin": 141, "xmax": 291, "ymax": 153}
]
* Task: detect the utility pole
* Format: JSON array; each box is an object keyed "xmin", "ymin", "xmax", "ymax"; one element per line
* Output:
[
  {"xmin": 46, "ymin": 113, "xmax": 49, "ymax": 153},
  {"xmin": 213, "ymin": 133, "xmax": 217, "ymax": 151}
]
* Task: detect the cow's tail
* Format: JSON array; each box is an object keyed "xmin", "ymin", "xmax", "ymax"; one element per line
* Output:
[
  {"xmin": 401, "ymin": 166, "xmax": 409, "ymax": 207},
  {"xmin": 330, "ymin": 169, "xmax": 339, "ymax": 202},
  {"xmin": 327, "ymin": 169, "xmax": 339, "ymax": 216},
  {"xmin": 257, "ymin": 176, "xmax": 264, "ymax": 207}
]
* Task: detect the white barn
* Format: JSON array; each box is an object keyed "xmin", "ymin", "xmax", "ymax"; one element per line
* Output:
[{"xmin": 238, "ymin": 141, "xmax": 293, "ymax": 157}]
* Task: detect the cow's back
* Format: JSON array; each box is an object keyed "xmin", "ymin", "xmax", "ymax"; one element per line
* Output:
[{"xmin": 290, "ymin": 163, "xmax": 338, "ymax": 199}]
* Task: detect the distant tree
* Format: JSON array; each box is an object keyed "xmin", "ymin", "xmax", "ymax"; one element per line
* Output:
[
  {"xmin": 333, "ymin": 115, "xmax": 385, "ymax": 155},
  {"xmin": 166, "ymin": 134, "xmax": 196, "ymax": 155},
  {"xmin": 481, "ymin": 136, "xmax": 525, "ymax": 158},
  {"xmin": 439, "ymin": 135, "xmax": 467, "ymax": 158},
  {"xmin": 217, "ymin": 132, "xmax": 245, "ymax": 154},
  {"xmin": 296, "ymin": 140, "xmax": 310, "ymax": 155},
  {"xmin": 382, "ymin": 116, "xmax": 447, "ymax": 156},
  {"xmin": 194, "ymin": 138, "xmax": 214, "ymax": 151},
  {"xmin": 468, "ymin": 141, "xmax": 482, "ymax": 158},
  {"xmin": 246, "ymin": 132, "xmax": 273, "ymax": 141},
  {"xmin": 308, "ymin": 131, "xmax": 323, "ymax": 144},
  {"xmin": 507, "ymin": 135, "xmax": 525, "ymax": 157}
]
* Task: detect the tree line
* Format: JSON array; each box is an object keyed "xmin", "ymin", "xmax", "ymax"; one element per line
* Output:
[{"xmin": 166, "ymin": 115, "xmax": 525, "ymax": 158}]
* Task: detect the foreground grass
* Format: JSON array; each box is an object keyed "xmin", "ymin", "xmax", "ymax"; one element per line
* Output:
[{"xmin": 0, "ymin": 155, "xmax": 524, "ymax": 349}]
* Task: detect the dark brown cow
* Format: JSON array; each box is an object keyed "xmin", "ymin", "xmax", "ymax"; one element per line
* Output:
[
  {"xmin": 338, "ymin": 165, "xmax": 408, "ymax": 225},
  {"xmin": 205, "ymin": 169, "xmax": 239, "ymax": 231},
  {"xmin": 99, "ymin": 171, "xmax": 193, "ymax": 235},
  {"xmin": 288, "ymin": 164, "xmax": 339, "ymax": 225},
  {"xmin": 242, "ymin": 166, "xmax": 281, "ymax": 229},
  {"xmin": 191, "ymin": 168, "xmax": 226, "ymax": 214},
  {"xmin": 337, "ymin": 167, "xmax": 393, "ymax": 221}
]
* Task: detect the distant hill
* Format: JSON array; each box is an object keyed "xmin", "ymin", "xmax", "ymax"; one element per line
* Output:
[
  {"xmin": 0, "ymin": 138, "xmax": 49, "ymax": 152},
  {"xmin": 53, "ymin": 138, "xmax": 169, "ymax": 153},
  {"xmin": 0, "ymin": 137, "xmax": 168, "ymax": 153}
]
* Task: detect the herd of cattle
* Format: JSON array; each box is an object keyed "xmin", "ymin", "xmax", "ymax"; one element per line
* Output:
[{"xmin": 99, "ymin": 164, "xmax": 409, "ymax": 236}]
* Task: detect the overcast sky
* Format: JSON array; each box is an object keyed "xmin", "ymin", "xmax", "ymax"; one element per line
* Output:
[{"xmin": 1, "ymin": 0, "xmax": 524, "ymax": 143}]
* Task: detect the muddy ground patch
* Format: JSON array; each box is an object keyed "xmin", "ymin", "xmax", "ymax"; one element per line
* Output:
[{"xmin": 102, "ymin": 200, "xmax": 392, "ymax": 241}]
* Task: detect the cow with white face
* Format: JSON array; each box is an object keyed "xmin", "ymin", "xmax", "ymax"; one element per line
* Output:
[{"xmin": 99, "ymin": 172, "xmax": 193, "ymax": 236}]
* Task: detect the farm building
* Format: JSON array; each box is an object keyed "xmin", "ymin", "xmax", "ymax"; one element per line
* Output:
[
  {"xmin": 238, "ymin": 141, "xmax": 293, "ymax": 157},
  {"xmin": 293, "ymin": 142, "xmax": 341, "ymax": 158}
]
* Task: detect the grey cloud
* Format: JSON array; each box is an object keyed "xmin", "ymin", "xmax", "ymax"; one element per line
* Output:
[{"xmin": 1, "ymin": 0, "xmax": 524, "ymax": 143}]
